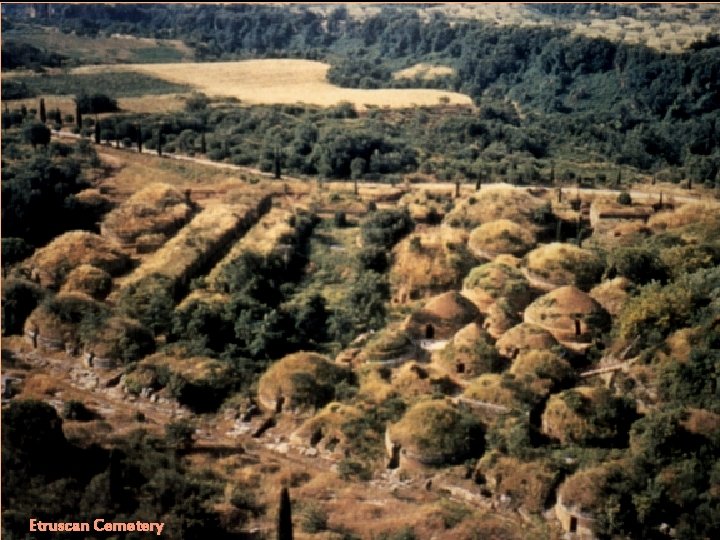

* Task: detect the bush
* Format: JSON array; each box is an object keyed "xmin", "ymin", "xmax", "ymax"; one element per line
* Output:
[
  {"xmin": 301, "ymin": 505, "xmax": 328, "ymax": 533},
  {"xmin": 617, "ymin": 191, "xmax": 632, "ymax": 205},
  {"xmin": 62, "ymin": 400, "xmax": 95, "ymax": 421}
]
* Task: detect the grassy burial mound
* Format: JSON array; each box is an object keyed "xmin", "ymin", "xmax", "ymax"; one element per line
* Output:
[
  {"xmin": 390, "ymin": 362, "xmax": 459, "ymax": 401},
  {"xmin": 124, "ymin": 352, "xmax": 233, "ymax": 412},
  {"xmin": 462, "ymin": 260, "xmax": 534, "ymax": 314},
  {"xmin": 397, "ymin": 189, "xmax": 452, "ymax": 224},
  {"xmin": 495, "ymin": 323, "xmax": 561, "ymax": 359},
  {"xmin": 82, "ymin": 316, "xmax": 155, "ymax": 367},
  {"xmin": 257, "ymin": 352, "xmax": 352, "ymax": 413},
  {"xmin": 207, "ymin": 207, "xmax": 300, "ymax": 290},
  {"xmin": 387, "ymin": 399, "xmax": 485, "ymax": 467},
  {"xmin": 524, "ymin": 286, "xmax": 610, "ymax": 346},
  {"xmin": 114, "ymin": 196, "xmax": 271, "ymax": 299},
  {"xmin": 402, "ymin": 291, "xmax": 482, "ymax": 340},
  {"xmin": 554, "ymin": 464, "xmax": 621, "ymax": 538},
  {"xmin": 462, "ymin": 374, "xmax": 525, "ymax": 411},
  {"xmin": 467, "ymin": 219, "xmax": 537, "ymax": 259},
  {"xmin": 73, "ymin": 59, "xmax": 473, "ymax": 109},
  {"xmin": 23, "ymin": 292, "xmax": 106, "ymax": 352},
  {"xmin": 101, "ymin": 183, "xmax": 194, "ymax": 252},
  {"xmin": 434, "ymin": 322, "xmax": 501, "ymax": 379},
  {"xmin": 289, "ymin": 402, "xmax": 364, "ymax": 456},
  {"xmin": 444, "ymin": 187, "xmax": 548, "ymax": 229},
  {"xmin": 509, "ymin": 350, "xmax": 574, "ymax": 397},
  {"xmin": 59, "ymin": 264, "xmax": 112, "ymax": 300},
  {"xmin": 523, "ymin": 242, "xmax": 604, "ymax": 290},
  {"xmin": 20, "ymin": 231, "xmax": 130, "ymax": 290},
  {"xmin": 390, "ymin": 228, "xmax": 476, "ymax": 303},
  {"xmin": 359, "ymin": 327, "xmax": 417, "ymax": 366},
  {"xmin": 589, "ymin": 277, "xmax": 633, "ymax": 317},
  {"xmin": 482, "ymin": 298, "xmax": 521, "ymax": 339},
  {"xmin": 541, "ymin": 386, "xmax": 635, "ymax": 445},
  {"xmin": 475, "ymin": 455, "xmax": 558, "ymax": 514}
]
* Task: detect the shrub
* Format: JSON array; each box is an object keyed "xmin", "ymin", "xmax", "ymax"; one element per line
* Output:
[{"xmin": 617, "ymin": 191, "xmax": 632, "ymax": 205}]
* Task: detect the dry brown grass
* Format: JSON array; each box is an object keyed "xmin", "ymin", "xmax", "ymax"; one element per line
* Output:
[
  {"xmin": 138, "ymin": 351, "xmax": 231, "ymax": 382},
  {"xmin": 256, "ymin": 351, "xmax": 341, "ymax": 411},
  {"xmin": 524, "ymin": 286, "xmax": 607, "ymax": 343},
  {"xmin": 462, "ymin": 261, "xmax": 534, "ymax": 313},
  {"xmin": 73, "ymin": 60, "xmax": 473, "ymax": 109},
  {"xmin": 463, "ymin": 374, "xmax": 523, "ymax": 409},
  {"xmin": 289, "ymin": 402, "xmax": 363, "ymax": 448},
  {"xmin": 393, "ymin": 63, "xmax": 455, "ymax": 80},
  {"xmin": 445, "ymin": 187, "xmax": 547, "ymax": 229},
  {"xmin": 206, "ymin": 207, "xmax": 296, "ymax": 287},
  {"xmin": 589, "ymin": 277, "xmax": 632, "ymax": 317},
  {"xmin": 404, "ymin": 291, "xmax": 482, "ymax": 340},
  {"xmin": 476, "ymin": 455, "xmax": 557, "ymax": 514},
  {"xmin": 59, "ymin": 264, "xmax": 112, "ymax": 299},
  {"xmin": 468, "ymin": 219, "xmax": 537, "ymax": 258},
  {"xmin": 115, "ymin": 199, "xmax": 267, "ymax": 294},
  {"xmin": 101, "ymin": 182, "xmax": 193, "ymax": 247},
  {"xmin": 648, "ymin": 203, "xmax": 720, "ymax": 232},
  {"xmin": 496, "ymin": 323, "xmax": 560, "ymax": 358},
  {"xmin": 391, "ymin": 228, "xmax": 476, "ymax": 302},
  {"xmin": 22, "ymin": 231, "xmax": 130, "ymax": 290},
  {"xmin": 523, "ymin": 242, "xmax": 603, "ymax": 289},
  {"xmin": 541, "ymin": 386, "xmax": 605, "ymax": 444}
]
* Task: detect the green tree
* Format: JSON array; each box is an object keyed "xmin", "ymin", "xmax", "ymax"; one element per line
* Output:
[
  {"xmin": 39, "ymin": 97, "xmax": 46, "ymax": 124},
  {"xmin": 23, "ymin": 122, "xmax": 51, "ymax": 150},
  {"xmin": 278, "ymin": 487, "xmax": 293, "ymax": 540}
]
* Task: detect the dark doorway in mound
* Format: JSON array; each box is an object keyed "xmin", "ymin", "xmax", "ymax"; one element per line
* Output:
[
  {"xmin": 456, "ymin": 362, "xmax": 465, "ymax": 374},
  {"xmin": 570, "ymin": 516, "xmax": 577, "ymax": 533},
  {"xmin": 387, "ymin": 443, "xmax": 401, "ymax": 469},
  {"xmin": 425, "ymin": 324, "xmax": 435, "ymax": 339},
  {"xmin": 574, "ymin": 319, "xmax": 582, "ymax": 336}
]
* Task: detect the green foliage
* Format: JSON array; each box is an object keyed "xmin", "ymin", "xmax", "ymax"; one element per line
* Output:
[
  {"xmin": 1, "ymin": 279, "xmax": 46, "ymax": 336},
  {"xmin": 6, "ymin": 72, "xmax": 191, "ymax": 98},
  {"xmin": 116, "ymin": 274, "xmax": 176, "ymax": 337},
  {"xmin": 2, "ymin": 147, "xmax": 92, "ymax": 247},
  {"xmin": 62, "ymin": 400, "xmax": 95, "ymax": 421},
  {"xmin": 165, "ymin": 420, "xmax": 195, "ymax": 451},
  {"xmin": 22, "ymin": 121, "xmax": 51, "ymax": 149},
  {"xmin": 336, "ymin": 459, "xmax": 372, "ymax": 481},
  {"xmin": 658, "ymin": 336, "xmax": 720, "ymax": 412},
  {"xmin": 360, "ymin": 209, "xmax": 414, "ymax": 249},
  {"xmin": 300, "ymin": 504, "xmax": 328, "ymax": 533},
  {"xmin": 278, "ymin": 487, "xmax": 294, "ymax": 540},
  {"xmin": 605, "ymin": 246, "xmax": 668, "ymax": 284},
  {"xmin": 616, "ymin": 191, "xmax": 632, "ymax": 205}
]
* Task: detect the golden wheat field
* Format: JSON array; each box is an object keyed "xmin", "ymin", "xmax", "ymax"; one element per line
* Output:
[
  {"xmin": 393, "ymin": 63, "xmax": 455, "ymax": 80},
  {"xmin": 72, "ymin": 59, "xmax": 473, "ymax": 109}
]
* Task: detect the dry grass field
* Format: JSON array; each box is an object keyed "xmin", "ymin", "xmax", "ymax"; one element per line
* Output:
[
  {"xmin": 393, "ymin": 63, "xmax": 455, "ymax": 80},
  {"xmin": 72, "ymin": 59, "xmax": 473, "ymax": 109},
  {"xmin": 3, "ymin": 25, "xmax": 193, "ymax": 64}
]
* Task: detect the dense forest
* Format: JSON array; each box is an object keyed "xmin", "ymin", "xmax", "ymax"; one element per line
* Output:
[{"xmin": 3, "ymin": 3, "xmax": 720, "ymax": 183}]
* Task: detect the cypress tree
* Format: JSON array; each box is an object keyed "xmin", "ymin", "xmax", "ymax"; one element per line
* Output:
[
  {"xmin": 137, "ymin": 123, "xmax": 143, "ymax": 153},
  {"xmin": 94, "ymin": 118, "xmax": 101, "ymax": 144},
  {"xmin": 278, "ymin": 487, "xmax": 293, "ymax": 540},
  {"xmin": 75, "ymin": 101, "xmax": 82, "ymax": 131},
  {"xmin": 200, "ymin": 132, "xmax": 206, "ymax": 154},
  {"xmin": 274, "ymin": 146, "xmax": 281, "ymax": 179},
  {"xmin": 157, "ymin": 125, "xmax": 163, "ymax": 156},
  {"xmin": 39, "ymin": 98, "xmax": 46, "ymax": 124}
]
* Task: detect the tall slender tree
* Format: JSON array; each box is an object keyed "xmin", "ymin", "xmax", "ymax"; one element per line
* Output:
[
  {"xmin": 278, "ymin": 487, "xmax": 293, "ymax": 540},
  {"xmin": 39, "ymin": 98, "xmax": 46, "ymax": 124}
]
